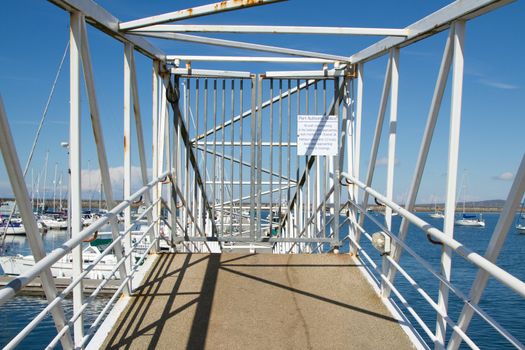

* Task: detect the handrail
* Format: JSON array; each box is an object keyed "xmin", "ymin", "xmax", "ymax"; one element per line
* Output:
[
  {"xmin": 341, "ymin": 172, "xmax": 525, "ymax": 299},
  {"xmin": 345, "ymin": 199, "xmax": 524, "ymax": 348},
  {"xmin": 0, "ymin": 170, "xmax": 169, "ymax": 306},
  {"xmin": 2, "ymin": 201, "xmax": 160, "ymax": 350}
]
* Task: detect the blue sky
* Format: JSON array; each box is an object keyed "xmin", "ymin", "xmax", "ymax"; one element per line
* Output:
[{"xmin": 0, "ymin": 0, "xmax": 523, "ymax": 203}]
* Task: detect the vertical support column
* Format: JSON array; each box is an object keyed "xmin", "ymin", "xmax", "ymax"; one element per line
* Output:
[
  {"xmin": 355, "ymin": 56, "xmax": 392, "ymax": 246},
  {"xmin": 345, "ymin": 77, "xmax": 358, "ymax": 247},
  {"xmin": 257, "ymin": 76, "xmax": 263, "ymax": 238},
  {"xmin": 382, "ymin": 48, "xmax": 399, "ymax": 295},
  {"xmin": 332, "ymin": 77, "xmax": 342, "ymax": 250},
  {"xmin": 79, "ymin": 20, "xmax": 130, "ymax": 295},
  {"xmin": 123, "ymin": 43, "xmax": 133, "ymax": 277},
  {"xmin": 448, "ymin": 154, "xmax": 525, "ymax": 349},
  {"xmin": 249, "ymin": 75, "xmax": 257, "ymax": 239},
  {"xmin": 383, "ymin": 28, "xmax": 454, "ymax": 298},
  {"xmin": 157, "ymin": 74, "xmax": 168, "ymax": 248},
  {"xmin": 130, "ymin": 52, "xmax": 154, "ymax": 248},
  {"xmin": 70, "ymin": 11, "xmax": 84, "ymax": 344},
  {"xmin": 0, "ymin": 100, "xmax": 74, "ymax": 348},
  {"xmin": 435, "ymin": 20, "xmax": 465, "ymax": 350},
  {"xmin": 151, "ymin": 61, "xmax": 160, "ymax": 252}
]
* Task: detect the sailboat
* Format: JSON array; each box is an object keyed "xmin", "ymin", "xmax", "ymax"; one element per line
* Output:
[
  {"xmin": 516, "ymin": 200, "xmax": 525, "ymax": 234},
  {"xmin": 429, "ymin": 198, "xmax": 444, "ymax": 219},
  {"xmin": 454, "ymin": 173, "xmax": 485, "ymax": 227}
]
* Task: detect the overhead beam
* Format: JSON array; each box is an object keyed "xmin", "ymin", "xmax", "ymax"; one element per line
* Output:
[
  {"xmin": 119, "ymin": 0, "xmax": 286, "ymax": 31},
  {"xmin": 132, "ymin": 24, "xmax": 410, "ymax": 36},
  {"xmin": 48, "ymin": 0, "xmax": 165, "ymax": 60},
  {"xmin": 132, "ymin": 32, "xmax": 351, "ymax": 62},
  {"xmin": 167, "ymin": 55, "xmax": 336, "ymax": 64},
  {"xmin": 349, "ymin": 0, "xmax": 513, "ymax": 64}
]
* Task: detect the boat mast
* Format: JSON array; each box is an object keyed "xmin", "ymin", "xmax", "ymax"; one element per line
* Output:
[
  {"xmin": 53, "ymin": 162, "xmax": 58, "ymax": 211},
  {"xmin": 41, "ymin": 151, "xmax": 49, "ymax": 212}
]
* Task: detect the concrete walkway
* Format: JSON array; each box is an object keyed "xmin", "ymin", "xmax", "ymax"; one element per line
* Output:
[{"xmin": 102, "ymin": 253, "xmax": 414, "ymax": 349}]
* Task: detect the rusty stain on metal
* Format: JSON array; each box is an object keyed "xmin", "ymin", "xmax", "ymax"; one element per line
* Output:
[{"xmin": 123, "ymin": 135, "xmax": 128, "ymax": 152}]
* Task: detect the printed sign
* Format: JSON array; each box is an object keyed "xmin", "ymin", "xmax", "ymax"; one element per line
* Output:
[{"xmin": 297, "ymin": 114, "xmax": 338, "ymax": 156}]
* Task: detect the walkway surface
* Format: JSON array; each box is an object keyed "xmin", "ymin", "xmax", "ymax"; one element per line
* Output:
[{"xmin": 102, "ymin": 253, "xmax": 414, "ymax": 349}]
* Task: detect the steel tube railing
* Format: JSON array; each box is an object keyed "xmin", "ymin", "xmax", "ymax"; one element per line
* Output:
[
  {"xmin": 47, "ymin": 219, "xmax": 158, "ymax": 349},
  {"xmin": 352, "ymin": 227, "xmax": 478, "ymax": 349},
  {"xmin": 3, "ymin": 202, "xmax": 160, "ymax": 350},
  {"xmin": 341, "ymin": 172, "xmax": 525, "ymax": 299},
  {"xmin": 0, "ymin": 171, "xmax": 169, "ymax": 306},
  {"xmin": 347, "ymin": 200, "xmax": 525, "ymax": 349}
]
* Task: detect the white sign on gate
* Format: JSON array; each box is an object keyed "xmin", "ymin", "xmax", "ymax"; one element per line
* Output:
[{"xmin": 297, "ymin": 114, "xmax": 338, "ymax": 156}]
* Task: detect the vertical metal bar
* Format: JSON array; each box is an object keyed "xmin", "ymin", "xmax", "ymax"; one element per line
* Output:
[
  {"xmin": 257, "ymin": 76, "xmax": 263, "ymax": 238},
  {"xmin": 230, "ymin": 79, "xmax": 235, "ymax": 236},
  {"xmin": 250, "ymin": 75, "xmax": 256, "ymax": 239},
  {"xmin": 350, "ymin": 63, "xmax": 364, "ymax": 254},
  {"xmin": 69, "ymin": 12, "xmax": 84, "ymax": 345},
  {"xmin": 383, "ymin": 30, "xmax": 454, "ymax": 296},
  {"xmin": 305, "ymin": 82, "xmax": 310, "ymax": 247},
  {"xmin": 314, "ymin": 81, "xmax": 320, "ymax": 239},
  {"xmin": 435, "ymin": 20, "xmax": 465, "ymax": 350},
  {"xmin": 332, "ymin": 77, "xmax": 341, "ymax": 249},
  {"xmin": 239, "ymin": 79, "xmax": 244, "ymax": 237},
  {"xmin": 382, "ymin": 48, "xmax": 400, "ymax": 295},
  {"xmin": 185, "ymin": 79, "xmax": 191, "ymax": 237},
  {"xmin": 448, "ymin": 154, "xmax": 525, "ymax": 350},
  {"xmin": 278, "ymin": 79, "xmax": 283, "ymax": 242},
  {"xmin": 296, "ymin": 79, "xmax": 301, "ymax": 250},
  {"xmin": 322, "ymin": 80, "xmax": 327, "ymax": 244},
  {"xmin": 221, "ymin": 79, "xmax": 226, "ymax": 236},
  {"xmin": 194, "ymin": 79, "xmax": 200, "ymax": 239},
  {"xmin": 269, "ymin": 79, "xmax": 274, "ymax": 236},
  {"xmin": 158, "ymin": 75, "xmax": 168, "ymax": 247},
  {"xmin": 287, "ymin": 80, "xmax": 292, "ymax": 250},
  {"xmin": 203, "ymin": 79, "xmax": 209, "ymax": 234},
  {"xmin": 151, "ymin": 61, "xmax": 160, "ymax": 250},
  {"xmin": 213, "ymin": 79, "xmax": 218, "ymax": 230},
  {"xmin": 356, "ymin": 56, "xmax": 392, "ymax": 236},
  {"xmin": 123, "ymin": 42, "xmax": 133, "ymax": 279},
  {"xmin": 0, "ymin": 74, "xmax": 73, "ymax": 350}
]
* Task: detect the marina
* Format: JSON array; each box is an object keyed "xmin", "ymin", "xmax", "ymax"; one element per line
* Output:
[{"xmin": 1, "ymin": 0, "xmax": 525, "ymax": 349}]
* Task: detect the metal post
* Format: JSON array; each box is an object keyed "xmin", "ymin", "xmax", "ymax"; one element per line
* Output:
[
  {"xmin": 123, "ymin": 42, "xmax": 133, "ymax": 278},
  {"xmin": 448, "ymin": 154, "xmax": 525, "ymax": 349},
  {"xmin": 130, "ymin": 55, "xmax": 154, "ymax": 246},
  {"xmin": 70, "ymin": 11, "xmax": 85, "ymax": 344},
  {"xmin": 382, "ymin": 48, "xmax": 399, "ymax": 295},
  {"xmin": 383, "ymin": 28, "xmax": 454, "ymax": 297},
  {"xmin": 79, "ymin": 19, "xmax": 130, "ymax": 295},
  {"xmin": 435, "ymin": 20, "xmax": 465, "ymax": 350},
  {"xmin": 351, "ymin": 64, "xmax": 363, "ymax": 254},
  {"xmin": 250, "ymin": 75, "xmax": 256, "ymax": 239},
  {"xmin": 355, "ymin": 55, "xmax": 392, "ymax": 240},
  {"xmin": 0, "ymin": 99, "xmax": 74, "ymax": 348},
  {"xmin": 257, "ymin": 76, "xmax": 264, "ymax": 238}
]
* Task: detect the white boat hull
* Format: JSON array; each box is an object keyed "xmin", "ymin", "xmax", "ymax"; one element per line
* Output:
[
  {"xmin": 41, "ymin": 219, "xmax": 68, "ymax": 230},
  {"xmin": 455, "ymin": 219, "xmax": 485, "ymax": 227},
  {"xmin": 0, "ymin": 225, "xmax": 26, "ymax": 235},
  {"xmin": 516, "ymin": 224, "xmax": 525, "ymax": 234},
  {"xmin": 429, "ymin": 213, "xmax": 445, "ymax": 219},
  {"xmin": 0, "ymin": 246, "xmax": 119, "ymax": 279}
]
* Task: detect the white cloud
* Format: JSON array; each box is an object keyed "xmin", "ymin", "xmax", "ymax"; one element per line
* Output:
[
  {"xmin": 492, "ymin": 172, "xmax": 514, "ymax": 181},
  {"xmin": 376, "ymin": 157, "xmax": 399, "ymax": 166},
  {"xmin": 478, "ymin": 79, "xmax": 519, "ymax": 90}
]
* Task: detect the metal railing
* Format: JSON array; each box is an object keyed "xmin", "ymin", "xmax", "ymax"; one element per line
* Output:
[{"xmin": 0, "ymin": 172, "xmax": 169, "ymax": 349}]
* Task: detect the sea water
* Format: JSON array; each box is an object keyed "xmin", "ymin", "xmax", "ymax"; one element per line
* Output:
[{"xmin": 1, "ymin": 214, "xmax": 524, "ymax": 348}]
